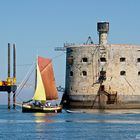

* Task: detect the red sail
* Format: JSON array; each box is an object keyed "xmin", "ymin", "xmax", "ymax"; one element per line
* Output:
[{"xmin": 38, "ymin": 56, "xmax": 58, "ymax": 100}]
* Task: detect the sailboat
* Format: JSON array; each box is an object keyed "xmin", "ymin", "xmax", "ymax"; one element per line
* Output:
[{"xmin": 22, "ymin": 56, "xmax": 62, "ymax": 113}]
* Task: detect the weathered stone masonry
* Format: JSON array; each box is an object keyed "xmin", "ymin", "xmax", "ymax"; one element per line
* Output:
[{"xmin": 63, "ymin": 22, "xmax": 140, "ymax": 109}]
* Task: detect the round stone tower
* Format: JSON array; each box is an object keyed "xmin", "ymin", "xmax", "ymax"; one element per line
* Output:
[{"xmin": 62, "ymin": 43, "xmax": 101, "ymax": 108}]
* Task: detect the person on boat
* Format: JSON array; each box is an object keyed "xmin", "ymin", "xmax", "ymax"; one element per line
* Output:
[
  {"xmin": 33, "ymin": 100, "xmax": 42, "ymax": 107},
  {"xmin": 45, "ymin": 102, "xmax": 51, "ymax": 107}
]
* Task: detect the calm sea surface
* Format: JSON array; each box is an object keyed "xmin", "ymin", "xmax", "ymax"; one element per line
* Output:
[{"xmin": 0, "ymin": 105, "xmax": 140, "ymax": 140}]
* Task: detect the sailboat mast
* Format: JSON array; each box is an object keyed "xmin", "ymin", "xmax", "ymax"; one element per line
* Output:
[{"xmin": 34, "ymin": 60, "xmax": 37, "ymax": 93}]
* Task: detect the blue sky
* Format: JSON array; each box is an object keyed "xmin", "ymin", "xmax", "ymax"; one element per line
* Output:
[{"xmin": 0, "ymin": 0, "xmax": 140, "ymax": 104}]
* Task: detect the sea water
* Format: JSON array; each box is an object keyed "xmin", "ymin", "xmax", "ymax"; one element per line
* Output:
[{"xmin": 0, "ymin": 105, "xmax": 140, "ymax": 140}]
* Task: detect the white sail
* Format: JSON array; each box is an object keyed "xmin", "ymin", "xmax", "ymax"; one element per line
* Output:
[{"xmin": 32, "ymin": 64, "xmax": 46, "ymax": 101}]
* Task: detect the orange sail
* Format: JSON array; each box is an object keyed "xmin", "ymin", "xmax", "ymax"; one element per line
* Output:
[{"xmin": 38, "ymin": 56, "xmax": 58, "ymax": 100}]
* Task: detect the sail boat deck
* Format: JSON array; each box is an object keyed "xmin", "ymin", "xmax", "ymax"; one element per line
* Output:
[{"xmin": 22, "ymin": 104, "xmax": 62, "ymax": 113}]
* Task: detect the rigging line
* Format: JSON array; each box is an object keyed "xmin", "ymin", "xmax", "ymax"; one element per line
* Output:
[
  {"xmin": 15, "ymin": 62, "xmax": 35, "ymax": 97},
  {"xmin": 52, "ymin": 52, "xmax": 65, "ymax": 60},
  {"xmin": 16, "ymin": 66, "xmax": 35, "ymax": 97},
  {"xmin": 15, "ymin": 96, "xmax": 24, "ymax": 102},
  {"xmin": 16, "ymin": 64, "xmax": 33, "ymax": 93},
  {"xmin": 17, "ymin": 64, "xmax": 32, "ymax": 67},
  {"xmin": 16, "ymin": 72, "xmax": 34, "ymax": 98},
  {"xmin": 10, "ymin": 93, "xmax": 23, "ymax": 103}
]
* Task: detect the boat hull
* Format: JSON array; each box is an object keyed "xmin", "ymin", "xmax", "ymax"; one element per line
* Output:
[{"xmin": 22, "ymin": 104, "xmax": 62, "ymax": 113}]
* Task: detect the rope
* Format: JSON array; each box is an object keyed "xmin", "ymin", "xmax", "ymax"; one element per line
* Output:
[
  {"xmin": 15, "ymin": 63, "xmax": 35, "ymax": 97},
  {"xmin": 15, "ymin": 102, "xmax": 23, "ymax": 107},
  {"xmin": 52, "ymin": 52, "xmax": 65, "ymax": 60}
]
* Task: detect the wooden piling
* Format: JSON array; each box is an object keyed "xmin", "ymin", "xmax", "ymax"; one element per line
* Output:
[
  {"xmin": 8, "ymin": 43, "xmax": 10, "ymax": 78},
  {"xmin": 8, "ymin": 92, "xmax": 10, "ymax": 109},
  {"xmin": 13, "ymin": 44, "xmax": 16, "ymax": 79},
  {"xmin": 13, "ymin": 91, "xmax": 15, "ymax": 109},
  {"xmin": 8, "ymin": 43, "xmax": 11, "ymax": 109},
  {"xmin": 13, "ymin": 44, "xmax": 16, "ymax": 109}
]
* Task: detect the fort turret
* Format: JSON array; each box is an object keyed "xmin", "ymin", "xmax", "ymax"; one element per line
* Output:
[{"xmin": 97, "ymin": 22, "xmax": 109, "ymax": 45}]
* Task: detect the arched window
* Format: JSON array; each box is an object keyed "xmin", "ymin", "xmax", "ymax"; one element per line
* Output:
[
  {"xmin": 82, "ymin": 57, "xmax": 88, "ymax": 62},
  {"xmin": 120, "ymin": 57, "xmax": 126, "ymax": 62},
  {"xmin": 120, "ymin": 71, "xmax": 126, "ymax": 76},
  {"xmin": 82, "ymin": 71, "xmax": 87, "ymax": 76},
  {"xmin": 70, "ymin": 71, "xmax": 73, "ymax": 76}
]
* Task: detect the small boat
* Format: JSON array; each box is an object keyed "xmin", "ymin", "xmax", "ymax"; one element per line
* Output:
[
  {"xmin": 65, "ymin": 109, "xmax": 86, "ymax": 113},
  {"xmin": 22, "ymin": 56, "xmax": 62, "ymax": 113}
]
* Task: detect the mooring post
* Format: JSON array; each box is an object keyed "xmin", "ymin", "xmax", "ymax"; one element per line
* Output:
[
  {"xmin": 13, "ymin": 44, "xmax": 16, "ymax": 109},
  {"xmin": 8, "ymin": 43, "xmax": 11, "ymax": 109},
  {"xmin": 8, "ymin": 92, "xmax": 10, "ymax": 109},
  {"xmin": 13, "ymin": 91, "xmax": 16, "ymax": 109}
]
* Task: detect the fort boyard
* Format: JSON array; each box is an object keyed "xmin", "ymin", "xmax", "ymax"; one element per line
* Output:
[{"xmin": 61, "ymin": 22, "xmax": 140, "ymax": 109}]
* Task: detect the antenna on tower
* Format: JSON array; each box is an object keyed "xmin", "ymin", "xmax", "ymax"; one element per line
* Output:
[{"xmin": 86, "ymin": 36, "xmax": 94, "ymax": 44}]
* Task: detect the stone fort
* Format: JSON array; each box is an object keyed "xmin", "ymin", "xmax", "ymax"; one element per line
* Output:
[{"xmin": 62, "ymin": 22, "xmax": 140, "ymax": 109}]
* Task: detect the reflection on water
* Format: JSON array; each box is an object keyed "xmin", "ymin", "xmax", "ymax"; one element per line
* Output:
[
  {"xmin": 0, "ymin": 106, "xmax": 140, "ymax": 140},
  {"xmin": 67, "ymin": 109, "xmax": 140, "ymax": 114},
  {"xmin": 33, "ymin": 113, "xmax": 56, "ymax": 117},
  {"xmin": 65, "ymin": 119, "xmax": 140, "ymax": 124},
  {"xmin": 0, "ymin": 118, "xmax": 140, "ymax": 124},
  {"xmin": 34, "ymin": 113, "xmax": 55, "ymax": 123}
]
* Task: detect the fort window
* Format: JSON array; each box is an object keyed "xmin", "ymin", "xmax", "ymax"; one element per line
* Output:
[
  {"xmin": 120, "ymin": 57, "xmax": 126, "ymax": 62},
  {"xmin": 82, "ymin": 71, "xmax": 87, "ymax": 76},
  {"xmin": 67, "ymin": 56, "xmax": 73, "ymax": 65},
  {"xmin": 137, "ymin": 58, "xmax": 140, "ymax": 62},
  {"xmin": 138, "ymin": 71, "xmax": 140, "ymax": 76},
  {"xmin": 100, "ymin": 57, "xmax": 106, "ymax": 62},
  {"xmin": 70, "ymin": 71, "xmax": 73, "ymax": 76},
  {"xmin": 120, "ymin": 71, "xmax": 126, "ymax": 76},
  {"xmin": 82, "ymin": 57, "xmax": 88, "ymax": 62},
  {"xmin": 99, "ymin": 71, "xmax": 106, "ymax": 81}
]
